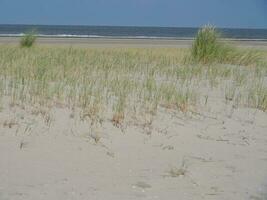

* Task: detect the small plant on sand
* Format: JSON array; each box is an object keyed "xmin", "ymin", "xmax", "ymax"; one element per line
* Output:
[
  {"xmin": 168, "ymin": 159, "xmax": 188, "ymax": 177},
  {"xmin": 20, "ymin": 31, "xmax": 37, "ymax": 47},
  {"xmin": 3, "ymin": 119, "xmax": 17, "ymax": 129},
  {"xmin": 111, "ymin": 95, "xmax": 126, "ymax": 127}
]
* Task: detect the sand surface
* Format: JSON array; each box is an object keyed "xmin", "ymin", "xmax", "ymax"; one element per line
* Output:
[
  {"xmin": 1, "ymin": 38, "xmax": 267, "ymax": 199},
  {"xmin": 0, "ymin": 99, "xmax": 267, "ymax": 200},
  {"xmin": 1, "ymin": 36, "xmax": 267, "ymax": 49}
]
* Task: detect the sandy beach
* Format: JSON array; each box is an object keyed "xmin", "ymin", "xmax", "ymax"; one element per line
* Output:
[
  {"xmin": 1, "ymin": 36, "xmax": 267, "ymax": 49},
  {"xmin": 1, "ymin": 103, "xmax": 267, "ymax": 200},
  {"xmin": 0, "ymin": 36, "xmax": 267, "ymax": 200}
]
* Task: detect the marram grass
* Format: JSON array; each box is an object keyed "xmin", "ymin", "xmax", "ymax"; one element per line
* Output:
[
  {"xmin": 0, "ymin": 44, "xmax": 266, "ymax": 125},
  {"xmin": 191, "ymin": 25, "xmax": 220, "ymax": 64},
  {"xmin": 20, "ymin": 32, "xmax": 37, "ymax": 48},
  {"xmin": 190, "ymin": 25, "xmax": 262, "ymax": 66}
]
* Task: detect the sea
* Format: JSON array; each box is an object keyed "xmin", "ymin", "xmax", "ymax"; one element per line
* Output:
[{"xmin": 0, "ymin": 24, "xmax": 267, "ymax": 40}]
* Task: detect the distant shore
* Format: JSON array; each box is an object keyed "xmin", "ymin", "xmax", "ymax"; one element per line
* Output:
[{"xmin": 1, "ymin": 36, "xmax": 267, "ymax": 49}]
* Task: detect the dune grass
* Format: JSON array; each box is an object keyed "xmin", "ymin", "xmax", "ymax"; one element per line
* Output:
[
  {"xmin": 0, "ymin": 41, "xmax": 266, "ymax": 126},
  {"xmin": 190, "ymin": 25, "xmax": 262, "ymax": 66},
  {"xmin": 0, "ymin": 47, "xmax": 195, "ymax": 121},
  {"xmin": 191, "ymin": 25, "xmax": 220, "ymax": 64},
  {"xmin": 20, "ymin": 32, "xmax": 37, "ymax": 48}
]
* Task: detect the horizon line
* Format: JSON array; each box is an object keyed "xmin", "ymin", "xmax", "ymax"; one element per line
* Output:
[{"xmin": 1, "ymin": 23, "xmax": 267, "ymax": 30}]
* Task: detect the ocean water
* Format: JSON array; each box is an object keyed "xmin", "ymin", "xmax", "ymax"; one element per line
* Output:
[{"xmin": 0, "ymin": 24, "xmax": 267, "ymax": 40}]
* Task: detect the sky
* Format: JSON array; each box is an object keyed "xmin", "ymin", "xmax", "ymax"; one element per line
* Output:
[{"xmin": 0, "ymin": 0, "xmax": 266, "ymax": 28}]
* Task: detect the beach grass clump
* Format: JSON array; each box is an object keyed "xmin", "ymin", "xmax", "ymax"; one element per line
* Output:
[
  {"xmin": 190, "ymin": 25, "xmax": 261, "ymax": 66},
  {"xmin": 191, "ymin": 25, "xmax": 221, "ymax": 64},
  {"xmin": 20, "ymin": 32, "xmax": 37, "ymax": 48}
]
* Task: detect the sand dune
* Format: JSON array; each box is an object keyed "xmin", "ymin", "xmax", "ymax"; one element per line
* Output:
[
  {"xmin": 0, "ymin": 39, "xmax": 267, "ymax": 199},
  {"xmin": 1, "ymin": 98, "xmax": 267, "ymax": 200}
]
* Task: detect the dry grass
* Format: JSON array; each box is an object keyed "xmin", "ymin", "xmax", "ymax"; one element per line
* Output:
[
  {"xmin": 167, "ymin": 158, "xmax": 188, "ymax": 177},
  {"xmin": 0, "ymin": 45, "xmax": 266, "ymax": 125}
]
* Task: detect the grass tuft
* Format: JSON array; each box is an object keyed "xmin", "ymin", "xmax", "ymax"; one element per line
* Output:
[
  {"xmin": 191, "ymin": 25, "xmax": 221, "ymax": 64},
  {"xmin": 190, "ymin": 25, "xmax": 261, "ymax": 66},
  {"xmin": 20, "ymin": 32, "xmax": 37, "ymax": 48}
]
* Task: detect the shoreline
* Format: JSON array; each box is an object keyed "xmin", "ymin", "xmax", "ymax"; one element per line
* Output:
[
  {"xmin": 2, "ymin": 34, "xmax": 267, "ymax": 41},
  {"xmin": 1, "ymin": 36, "xmax": 267, "ymax": 48}
]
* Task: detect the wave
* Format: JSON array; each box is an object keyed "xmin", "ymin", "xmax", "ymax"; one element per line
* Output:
[
  {"xmin": 0, "ymin": 33, "xmax": 267, "ymax": 41},
  {"xmin": 0, "ymin": 33, "xmax": 191, "ymax": 40}
]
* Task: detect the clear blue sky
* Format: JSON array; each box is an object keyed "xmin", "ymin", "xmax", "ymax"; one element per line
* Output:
[{"xmin": 0, "ymin": 0, "xmax": 266, "ymax": 28}]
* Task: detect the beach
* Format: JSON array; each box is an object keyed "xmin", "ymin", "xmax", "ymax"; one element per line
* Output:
[
  {"xmin": 0, "ymin": 36, "xmax": 267, "ymax": 200},
  {"xmin": 1, "ymin": 36, "xmax": 267, "ymax": 48}
]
